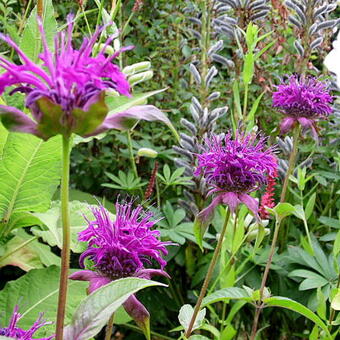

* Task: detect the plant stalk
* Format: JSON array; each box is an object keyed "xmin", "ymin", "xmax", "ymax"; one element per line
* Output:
[
  {"xmin": 250, "ymin": 217, "xmax": 282, "ymax": 340},
  {"xmin": 328, "ymin": 270, "xmax": 340, "ymax": 331},
  {"xmin": 55, "ymin": 136, "xmax": 71, "ymax": 340},
  {"xmin": 280, "ymin": 125, "xmax": 301, "ymax": 203},
  {"xmin": 250, "ymin": 126, "xmax": 300, "ymax": 339},
  {"xmin": 104, "ymin": 313, "xmax": 115, "ymax": 340},
  {"xmin": 185, "ymin": 209, "xmax": 231, "ymax": 338},
  {"xmin": 37, "ymin": 0, "xmax": 43, "ymax": 17}
]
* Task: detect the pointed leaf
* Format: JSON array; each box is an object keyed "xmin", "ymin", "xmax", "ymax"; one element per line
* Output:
[
  {"xmin": 178, "ymin": 304, "xmax": 206, "ymax": 333},
  {"xmin": 0, "ymin": 133, "xmax": 61, "ymax": 231},
  {"xmin": 202, "ymin": 287, "xmax": 252, "ymax": 307},
  {"xmin": 264, "ymin": 296, "xmax": 331, "ymax": 338},
  {"xmin": 64, "ymin": 277, "xmax": 166, "ymax": 340},
  {"xmin": 0, "ymin": 266, "xmax": 87, "ymax": 338}
]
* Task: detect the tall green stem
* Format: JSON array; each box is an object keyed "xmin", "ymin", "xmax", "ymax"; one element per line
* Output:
[
  {"xmin": 250, "ymin": 125, "xmax": 300, "ymax": 339},
  {"xmin": 55, "ymin": 136, "xmax": 71, "ymax": 340},
  {"xmin": 104, "ymin": 313, "xmax": 115, "ymax": 340},
  {"xmin": 250, "ymin": 218, "xmax": 282, "ymax": 340},
  {"xmin": 185, "ymin": 209, "xmax": 231, "ymax": 338},
  {"xmin": 328, "ymin": 271, "xmax": 340, "ymax": 331},
  {"xmin": 280, "ymin": 126, "xmax": 301, "ymax": 203},
  {"xmin": 37, "ymin": 0, "xmax": 43, "ymax": 17}
]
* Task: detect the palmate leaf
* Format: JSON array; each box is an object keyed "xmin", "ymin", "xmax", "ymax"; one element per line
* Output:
[
  {"xmin": 64, "ymin": 278, "xmax": 166, "ymax": 340},
  {"xmin": 0, "ymin": 266, "xmax": 87, "ymax": 338},
  {"xmin": 0, "ymin": 133, "xmax": 61, "ymax": 232}
]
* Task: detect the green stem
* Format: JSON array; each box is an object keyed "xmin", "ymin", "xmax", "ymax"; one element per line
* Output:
[
  {"xmin": 185, "ymin": 209, "xmax": 231, "ymax": 338},
  {"xmin": 126, "ymin": 130, "xmax": 138, "ymax": 178},
  {"xmin": 55, "ymin": 136, "xmax": 71, "ymax": 340},
  {"xmin": 104, "ymin": 313, "xmax": 115, "ymax": 340},
  {"xmin": 243, "ymin": 83, "xmax": 248, "ymax": 121},
  {"xmin": 37, "ymin": 0, "xmax": 43, "ymax": 17},
  {"xmin": 280, "ymin": 125, "xmax": 301, "ymax": 203},
  {"xmin": 250, "ymin": 217, "xmax": 283, "ymax": 340}
]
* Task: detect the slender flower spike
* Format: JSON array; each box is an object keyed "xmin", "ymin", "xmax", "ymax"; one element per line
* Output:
[
  {"xmin": 0, "ymin": 15, "xmax": 175, "ymax": 140},
  {"xmin": 0, "ymin": 306, "xmax": 54, "ymax": 340},
  {"xmin": 259, "ymin": 168, "xmax": 278, "ymax": 220},
  {"xmin": 272, "ymin": 75, "xmax": 333, "ymax": 137},
  {"xmin": 194, "ymin": 132, "xmax": 277, "ymax": 230},
  {"xmin": 69, "ymin": 202, "xmax": 171, "ymax": 337}
]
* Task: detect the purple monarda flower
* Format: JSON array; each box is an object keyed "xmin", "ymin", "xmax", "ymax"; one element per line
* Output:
[
  {"xmin": 0, "ymin": 15, "xmax": 172, "ymax": 140},
  {"xmin": 195, "ymin": 132, "xmax": 277, "ymax": 223},
  {"xmin": 272, "ymin": 75, "xmax": 333, "ymax": 136},
  {"xmin": 69, "ymin": 202, "xmax": 171, "ymax": 334},
  {"xmin": 0, "ymin": 306, "xmax": 54, "ymax": 340}
]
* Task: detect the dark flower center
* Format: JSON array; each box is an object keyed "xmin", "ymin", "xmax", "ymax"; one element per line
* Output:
[{"xmin": 95, "ymin": 248, "xmax": 139, "ymax": 280}]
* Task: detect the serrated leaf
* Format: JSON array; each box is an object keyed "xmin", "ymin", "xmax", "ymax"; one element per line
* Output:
[
  {"xmin": 0, "ymin": 133, "xmax": 61, "ymax": 231},
  {"xmin": 0, "ymin": 266, "xmax": 88, "ymax": 338},
  {"xmin": 32, "ymin": 201, "xmax": 104, "ymax": 253},
  {"xmin": 264, "ymin": 296, "xmax": 331, "ymax": 338},
  {"xmin": 20, "ymin": 0, "xmax": 57, "ymax": 61},
  {"xmin": 178, "ymin": 304, "xmax": 206, "ymax": 333},
  {"xmin": 64, "ymin": 278, "xmax": 166, "ymax": 340}
]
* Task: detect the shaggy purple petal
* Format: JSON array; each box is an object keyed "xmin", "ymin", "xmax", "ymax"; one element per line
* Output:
[
  {"xmin": 76, "ymin": 203, "xmax": 171, "ymax": 281},
  {"xmin": 273, "ymin": 75, "xmax": 333, "ymax": 134},
  {"xmin": 0, "ymin": 306, "xmax": 54, "ymax": 340},
  {"xmin": 69, "ymin": 270, "xmax": 111, "ymax": 293},
  {"xmin": 195, "ymin": 132, "xmax": 277, "ymax": 194},
  {"xmin": 0, "ymin": 14, "xmax": 131, "ymax": 139}
]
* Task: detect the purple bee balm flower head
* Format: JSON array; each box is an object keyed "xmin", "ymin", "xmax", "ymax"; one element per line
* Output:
[
  {"xmin": 69, "ymin": 202, "xmax": 171, "ymax": 335},
  {"xmin": 194, "ymin": 132, "xmax": 277, "ymax": 224},
  {"xmin": 272, "ymin": 75, "xmax": 333, "ymax": 136},
  {"xmin": 0, "ymin": 306, "xmax": 54, "ymax": 340}
]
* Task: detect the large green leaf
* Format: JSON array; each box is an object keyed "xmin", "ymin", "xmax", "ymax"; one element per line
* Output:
[
  {"xmin": 32, "ymin": 201, "xmax": 100, "ymax": 253},
  {"xmin": 202, "ymin": 287, "xmax": 252, "ymax": 307},
  {"xmin": 0, "ymin": 229, "xmax": 59, "ymax": 270},
  {"xmin": 0, "ymin": 133, "xmax": 61, "ymax": 231},
  {"xmin": 0, "ymin": 120, "xmax": 8, "ymax": 158},
  {"xmin": 64, "ymin": 277, "xmax": 166, "ymax": 340},
  {"xmin": 0, "ymin": 266, "xmax": 87, "ymax": 338},
  {"xmin": 20, "ymin": 0, "xmax": 57, "ymax": 61},
  {"xmin": 106, "ymin": 89, "xmax": 166, "ymax": 114},
  {"xmin": 264, "ymin": 296, "xmax": 331, "ymax": 338}
]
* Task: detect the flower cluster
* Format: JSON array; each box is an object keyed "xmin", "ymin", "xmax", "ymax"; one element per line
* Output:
[
  {"xmin": 70, "ymin": 201, "xmax": 171, "ymax": 332},
  {"xmin": 273, "ymin": 75, "xmax": 333, "ymax": 136},
  {"xmin": 0, "ymin": 306, "xmax": 54, "ymax": 340},
  {"xmin": 0, "ymin": 15, "xmax": 133, "ymax": 140},
  {"xmin": 194, "ymin": 132, "xmax": 277, "ymax": 221}
]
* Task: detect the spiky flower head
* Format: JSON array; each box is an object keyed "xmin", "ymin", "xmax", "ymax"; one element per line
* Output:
[
  {"xmin": 272, "ymin": 75, "xmax": 333, "ymax": 135},
  {"xmin": 69, "ymin": 202, "xmax": 171, "ymax": 337},
  {"xmin": 0, "ymin": 306, "xmax": 54, "ymax": 340},
  {"xmin": 194, "ymin": 132, "xmax": 277, "ymax": 223}
]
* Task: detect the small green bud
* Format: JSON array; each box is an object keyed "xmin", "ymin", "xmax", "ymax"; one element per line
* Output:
[
  {"xmin": 93, "ymin": 43, "xmax": 115, "ymax": 55},
  {"xmin": 137, "ymin": 147, "xmax": 158, "ymax": 158},
  {"xmin": 128, "ymin": 71, "xmax": 153, "ymax": 86},
  {"xmin": 123, "ymin": 62, "xmax": 151, "ymax": 76}
]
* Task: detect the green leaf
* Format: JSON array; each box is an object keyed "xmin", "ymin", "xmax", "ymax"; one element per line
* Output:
[
  {"xmin": 264, "ymin": 296, "xmax": 331, "ymax": 338},
  {"xmin": 106, "ymin": 89, "xmax": 166, "ymax": 114},
  {"xmin": 243, "ymin": 53, "xmax": 254, "ymax": 85},
  {"xmin": 202, "ymin": 287, "xmax": 251, "ymax": 307},
  {"xmin": 64, "ymin": 278, "xmax": 166, "ymax": 340},
  {"xmin": 268, "ymin": 203, "xmax": 295, "ymax": 220},
  {"xmin": 178, "ymin": 304, "xmax": 206, "ymax": 333},
  {"xmin": 246, "ymin": 92, "xmax": 264, "ymax": 132},
  {"xmin": 0, "ymin": 120, "xmax": 8, "ymax": 157},
  {"xmin": 305, "ymin": 193, "xmax": 316, "ymax": 220},
  {"xmin": 0, "ymin": 133, "xmax": 61, "ymax": 231},
  {"xmin": 32, "ymin": 201, "xmax": 104, "ymax": 253},
  {"xmin": 20, "ymin": 0, "xmax": 57, "ymax": 61},
  {"xmin": 0, "ymin": 266, "xmax": 87, "ymax": 338},
  {"xmin": 188, "ymin": 336, "xmax": 210, "ymax": 340},
  {"xmin": 0, "ymin": 229, "xmax": 59, "ymax": 270},
  {"xmin": 331, "ymin": 290, "xmax": 340, "ymax": 311},
  {"xmin": 318, "ymin": 216, "xmax": 340, "ymax": 229},
  {"xmin": 334, "ymin": 231, "xmax": 340, "ymax": 257}
]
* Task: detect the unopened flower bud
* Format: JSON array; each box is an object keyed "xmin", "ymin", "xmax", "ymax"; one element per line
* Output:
[
  {"xmin": 128, "ymin": 70, "xmax": 154, "ymax": 86},
  {"xmin": 123, "ymin": 62, "xmax": 151, "ymax": 76},
  {"xmin": 137, "ymin": 147, "xmax": 158, "ymax": 158}
]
